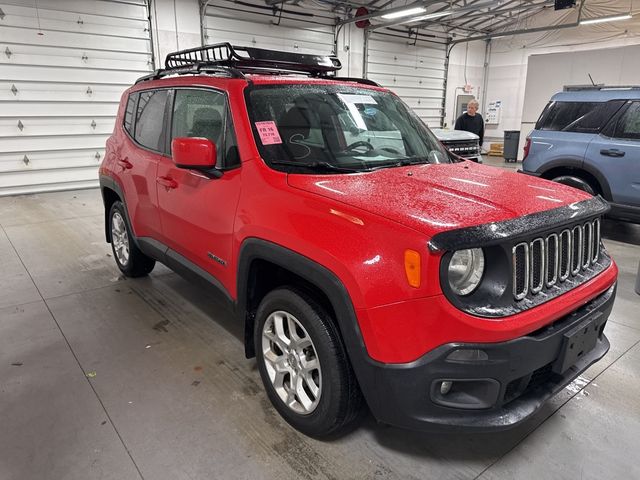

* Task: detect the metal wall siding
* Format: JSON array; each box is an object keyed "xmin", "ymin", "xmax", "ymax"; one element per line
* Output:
[
  {"xmin": 0, "ymin": 150, "xmax": 106, "ymax": 174},
  {"xmin": 0, "ymin": 118, "xmax": 114, "ymax": 137},
  {"xmin": 2, "ymin": 25, "xmax": 150, "ymax": 53},
  {"xmin": 366, "ymin": 31, "xmax": 446, "ymax": 128},
  {"xmin": 2, "ymin": 0, "xmax": 148, "ymax": 22},
  {"xmin": 0, "ymin": 0, "xmax": 152, "ymax": 195},
  {"xmin": 204, "ymin": 0, "xmax": 336, "ymax": 56},
  {"xmin": 0, "ymin": 83, "xmax": 137, "ymax": 103}
]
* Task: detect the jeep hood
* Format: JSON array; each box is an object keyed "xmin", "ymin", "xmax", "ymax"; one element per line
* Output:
[{"xmin": 287, "ymin": 161, "xmax": 592, "ymax": 237}]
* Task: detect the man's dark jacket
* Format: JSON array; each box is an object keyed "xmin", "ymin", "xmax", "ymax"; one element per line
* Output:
[{"xmin": 454, "ymin": 112, "xmax": 484, "ymax": 145}]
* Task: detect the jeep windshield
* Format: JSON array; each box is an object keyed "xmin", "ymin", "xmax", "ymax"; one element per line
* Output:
[{"xmin": 246, "ymin": 84, "xmax": 451, "ymax": 173}]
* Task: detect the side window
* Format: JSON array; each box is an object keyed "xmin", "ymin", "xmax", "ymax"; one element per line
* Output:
[
  {"xmin": 171, "ymin": 89, "xmax": 226, "ymax": 164},
  {"xmin": 536, "ymin": 102, "xmax": 599, "ymax": 131},
  {"xmin": 564, "ymin": 100, "xmax": 625, "ymax": 133},
  {"xmin": 134, "ymin": 90, "xmax": 169, "ymax": 152},
  {"xmin": 612, "ymin": 102, "xmax": 640, "ymax": 140},
  {"xmin": 124, "ymin": 93, "xmax": 137, "ymax": 135}
]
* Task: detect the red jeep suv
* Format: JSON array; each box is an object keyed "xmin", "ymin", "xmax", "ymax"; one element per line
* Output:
[{"xmin": 99, "ymin": 44, "xmax": 618, "ymax": 437}]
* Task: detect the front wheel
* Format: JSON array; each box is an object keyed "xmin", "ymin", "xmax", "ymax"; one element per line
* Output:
[
  {"xmin": 254, "ymin": 288, "xmax": 363, "ymax": 438},
  {"xmin": 109, "ymin": 201, "xmax": 155, "ymax": 277}
]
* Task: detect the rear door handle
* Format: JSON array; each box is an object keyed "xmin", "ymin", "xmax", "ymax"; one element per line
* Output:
[
  {"xmin": 157, "ymin": 176, "xmax": 178, "ymax": 189},
  {"xmin": 117, "ymin": 158, "xmax": 133, "ymax": 169},
  {"xmin": 600, "ymin": 149, "xmax": 625, "ymax": 157}
]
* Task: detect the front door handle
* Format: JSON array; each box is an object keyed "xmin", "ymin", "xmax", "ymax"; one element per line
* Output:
[
  {"xmin": 117, "ymin": 158, "xmax": 133, "ymax": 169},
  {"xmin": 600, "ymin": 149, "xmax": 625, "ymax": 157},
  {"xmin": 157, "ymin": 176, "xmax": 178, "ymax": 189}
]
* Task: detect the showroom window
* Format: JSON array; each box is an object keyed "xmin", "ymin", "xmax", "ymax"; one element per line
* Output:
[
  {"xmin": 536, "ymin": 101, "xmax": 599, "ymax": 131},
  {"xmin": 171, "ymin": 89, "xmax": 226, "ymax": 159},
  {"xmin": 612, "ymin": 102, "xmax": 640, "ymax": 140},
  {"xmin": 134, "ymin": 89, "xmax": 169, "ymax": 152}
]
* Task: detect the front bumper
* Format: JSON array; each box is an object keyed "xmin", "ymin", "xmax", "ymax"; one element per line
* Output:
[
  {"xmin": 361, "ymin": 283, "xmax": 615, "ymax": 432},
  {"xmin": 609, "ymin": 201, "xmax": 640, "ymax": 224},
  {"xmin": 517, "ymin": 168, "xmax": 541, "ymax": 177}
]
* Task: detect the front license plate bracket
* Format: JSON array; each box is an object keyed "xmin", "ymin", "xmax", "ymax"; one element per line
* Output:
[{"xmin": 552, "ymin": 312, "xmax": 604, "ymax": 374}]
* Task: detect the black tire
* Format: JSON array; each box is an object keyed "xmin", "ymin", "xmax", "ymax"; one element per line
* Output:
[
  {"xmin": 254, "ymin": 287, "xmax": 363, "ymax": 438},
  {"xmin": 108, "ymin": 201, "xmax": 155, "ymax": 277},
  {"xmin": 551, "ymin": 175, "xmax": 597, "ymax": 196}
]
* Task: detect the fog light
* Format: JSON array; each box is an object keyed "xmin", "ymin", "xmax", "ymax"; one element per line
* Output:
[
  {"xmin": 431, "ymin": 378, "xmax": 500, "ymax": 409},
  {"xmin": 440, "ymin": 381, "xmax": 453, "ymax": 395},
  {"xmin": 446, "ymin": 349, "xmax": 489, "ymax": 362}
]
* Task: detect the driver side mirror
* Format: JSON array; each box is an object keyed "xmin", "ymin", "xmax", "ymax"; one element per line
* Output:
[{"xmin": 171, "ymin": 137, "xmax": 217, "ymax": 169}]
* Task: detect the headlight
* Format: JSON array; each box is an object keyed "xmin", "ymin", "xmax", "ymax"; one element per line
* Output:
[{"xmin": 448, "ymin": 248, "xmax": 485, "ymax": 296}]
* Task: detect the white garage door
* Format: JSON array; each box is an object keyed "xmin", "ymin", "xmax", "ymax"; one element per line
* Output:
[
  {"xmin": 366, "ymin": 30, "xmax": 446, "ymax": 128},
  {"xmin": 203, "ymin": 0, "xmax": 336, "ymax": 56},
  {"xmin": 0, "ymin": 0, "xmax": 153, "ymax": 196}
]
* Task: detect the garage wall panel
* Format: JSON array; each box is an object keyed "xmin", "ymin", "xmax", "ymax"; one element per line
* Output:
[
  {"xmin": 366, "ymin": 31, "xmax": 447, "ymax": 128},
  {"xmin": 203, "ymin": 0, "xmax": 336, "ymax": 56},
  {"xmin": 0, "ymin": 0, "xmax": 153, "ymax": 196}
]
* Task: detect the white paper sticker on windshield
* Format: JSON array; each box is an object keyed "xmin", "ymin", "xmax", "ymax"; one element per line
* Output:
[
  {"xmin": 255, "ymin": 121, "xmax": 282, "ymax": 145},
  {"xmin": 337, "ymin": 94, "xmax": 377, "ymax": 105}
]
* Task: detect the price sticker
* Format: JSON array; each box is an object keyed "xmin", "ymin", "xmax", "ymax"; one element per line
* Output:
[{"xmin": 255, "ymin": 121, "xmax": 283, "ymax": 145}]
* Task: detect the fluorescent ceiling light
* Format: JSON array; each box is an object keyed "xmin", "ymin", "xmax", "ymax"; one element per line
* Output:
[
  {"xmin": 401, "ymin": 11, "xmax": 452, "ymax": 23},
  {"xmin": 382, "ymin": 0, "xmax": 496, "ymax": 26},
  {"xmin": 381, "ymin": 7, "xmax": 426, "ymax": 19},
  {"xmin": 580, "ymin": 14, "xmax": 632, "ymax": 25}
]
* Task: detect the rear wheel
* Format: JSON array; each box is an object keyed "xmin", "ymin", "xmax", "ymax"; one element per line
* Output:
[
  {"xmin": 254, "ymin": 288, "xmax": 363, "ymax": 438},
  {"xmin": 109, "ymin": 201, "xmax": 155, "ymax": 277},
  {"xmin": 551, "ymin": 175, "xmax": 597, "ymax": 195}
]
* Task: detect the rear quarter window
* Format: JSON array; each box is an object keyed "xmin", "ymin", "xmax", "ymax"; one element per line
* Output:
[{"xmin": 124, "ymin": 93, "xmax": 137, "ymax": 135}]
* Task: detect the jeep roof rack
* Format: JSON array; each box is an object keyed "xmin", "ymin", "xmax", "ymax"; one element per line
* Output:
[{"xmin": 135, "ymin": 43, "xmax": 379, "ymax": 87}]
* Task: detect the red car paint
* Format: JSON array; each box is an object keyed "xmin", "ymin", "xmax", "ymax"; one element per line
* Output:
[{"xmin": 101, "ymin": 74, "xmax": 617, "ymax": 366}]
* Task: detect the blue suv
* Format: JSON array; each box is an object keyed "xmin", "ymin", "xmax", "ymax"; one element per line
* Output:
[{"xmin": 522, "ymin": 86, "xmax": 640, "ymax": 223}]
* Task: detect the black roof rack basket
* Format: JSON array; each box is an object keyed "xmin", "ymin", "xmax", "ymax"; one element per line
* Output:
[{"xmin": 164, "ymin": 43, "xmax": 342, "ymax": 77}]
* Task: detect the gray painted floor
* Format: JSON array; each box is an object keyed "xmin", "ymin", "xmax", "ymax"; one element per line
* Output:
[{"xmin": 0, "ymin": 182, "xmax": 639, "ymax": 480}]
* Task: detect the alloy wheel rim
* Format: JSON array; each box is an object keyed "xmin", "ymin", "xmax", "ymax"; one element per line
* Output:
[
  {"xmin": 261, "ymin": 310, "xmax": 322, "ymax": 415},
  {"xmin": 111, "ymin": 211, "xmax": 130, "ymax": 266}
]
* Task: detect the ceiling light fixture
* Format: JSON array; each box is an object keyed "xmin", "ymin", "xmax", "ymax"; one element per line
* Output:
[
  {"xmin": 580, "ymin": 14, "xmax": 632, "ymax": 25},
  {"xmin": 381, "ymin": 7, "xmax": 426, "ymax": 20},
  {"xmin": 400, "ymin": 10, "xmax": 452, "ymax": 23},
  {"xmin": 380, "ymin": 0, "xmax": 496, "ymax": 27}
]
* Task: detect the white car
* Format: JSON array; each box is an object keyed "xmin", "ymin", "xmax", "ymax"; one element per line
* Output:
[{"xmin": 432, "ymin": 128, "xmax": 483, "ymax": 163}]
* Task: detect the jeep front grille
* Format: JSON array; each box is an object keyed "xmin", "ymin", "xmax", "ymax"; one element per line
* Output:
[{"xmin": 512, "ymin": 219, "xmax": 601, "ymax": 300}]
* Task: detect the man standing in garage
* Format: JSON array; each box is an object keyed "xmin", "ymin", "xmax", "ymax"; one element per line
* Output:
[{"xmin": 454, "ymin": 98, "xmax": 485, "ymax": 146}]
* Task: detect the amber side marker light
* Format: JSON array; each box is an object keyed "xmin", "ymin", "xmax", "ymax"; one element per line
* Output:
[{"xmin": 404, "ymin": 249, "xmax": 421, "ymax": 288}]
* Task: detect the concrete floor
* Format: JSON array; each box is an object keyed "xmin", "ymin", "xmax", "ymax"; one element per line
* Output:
[{"xmin": 1, "ymin": 161, "xmax": 639, "ymax": 479}]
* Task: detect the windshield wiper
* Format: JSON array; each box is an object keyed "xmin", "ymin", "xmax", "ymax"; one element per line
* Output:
[
  {"xmin": 270, "ymin": 160, "xmax": 361, "ymax": 173},
  {"xmin": 364, "ymin": 157, "xmax": 431, "ymax": 171}
]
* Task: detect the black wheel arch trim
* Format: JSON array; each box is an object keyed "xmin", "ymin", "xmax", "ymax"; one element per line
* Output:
[
  {"xmin": 536, "ymin": 159, "xmax": 613, "ymax": 201},
  {"xmin": 236, "ymin": 238, "xmax": 381, "ymax": 406},
  {"xmin": 428, "ymin": 196, "xmax": 610, "ymax": 252},
  {"xmin": 99, "ymin": 174, "xmax": 141, "ymax": 247}
]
